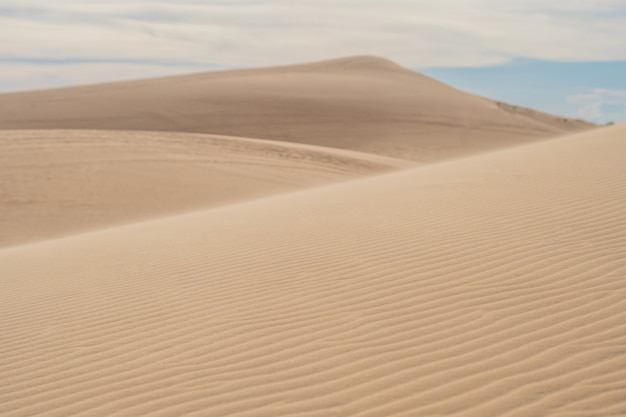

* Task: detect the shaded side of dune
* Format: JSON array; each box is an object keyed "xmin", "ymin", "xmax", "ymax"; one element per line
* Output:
[
  {"xmin": 0, "ymin": 129, "xmax": 407, "ymax": 248},
  {"xmin": 0, "ymin": 56, "xmax": 593, "ymax": 162}
]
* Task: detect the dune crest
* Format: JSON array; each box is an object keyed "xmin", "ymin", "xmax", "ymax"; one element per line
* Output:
[{"xmin": 0, "ymin": 56, "xmax": 592, "ymax": 162}]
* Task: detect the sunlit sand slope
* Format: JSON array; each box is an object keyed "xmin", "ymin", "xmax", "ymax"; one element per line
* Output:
[
  {"xmin": 1, "ymin": 124, "xmax": 624, "ymax": 416},
  {"xmin": 0, "ymin": 56, "xmax": 592, "ymax": 161},
  {"xmin": 0, "ymin": 129, "xmax": 406, "ymax": 247}
]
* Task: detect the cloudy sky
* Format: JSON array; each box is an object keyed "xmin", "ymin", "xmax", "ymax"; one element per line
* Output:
[{"xmin": 1, "ymin": 0, "xmax": 625, "ymax": 123}]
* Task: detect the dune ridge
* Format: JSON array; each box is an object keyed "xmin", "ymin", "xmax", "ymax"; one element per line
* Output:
[
  {"xmin": 0, "ymin": 129, "xmax": 407, "ymax": 248},
  {"xmin": 0, "ymin": 56, "xmax": 593, "ymax": 162},
  {"xmin": 1, "ymin": 123, "xmax": 624, "ymax": 417}
]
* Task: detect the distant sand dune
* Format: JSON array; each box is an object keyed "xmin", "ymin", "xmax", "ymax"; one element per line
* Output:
[
  {"xmin": 0, "ymin": 129, "xmax": 407, "ymax": 247},
  {"xmin": 0, "ymin": 56, "xmax": 593, "ymax": 162},
  {"xmin": 1, "ymin": 123, "xmax": 624, "ymax": 417}
]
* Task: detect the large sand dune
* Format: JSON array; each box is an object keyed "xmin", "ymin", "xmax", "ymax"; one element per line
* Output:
[
  {"xmin": 0, "ymin": 56, "xmax": 592, "ymax": 162},
  {"xmin": 0, "ymin": 129, "xmax": 406, "ymax": 247},
  {"xmin": 1, "ymin": 123, "xmax": 624, "ymax": 417}
]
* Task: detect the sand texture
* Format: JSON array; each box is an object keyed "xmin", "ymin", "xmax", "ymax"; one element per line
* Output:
[
  {"xmin": 0, "ymin": 56, "xmax": 621, "ymax": 417},
  {"xmin": 0, "ymin": 129, "xmax": 407, "ymax": 247},
  {"xmin": 1, "ymin": 121, "xmax": 625, "ymax": 416},
  {"xmin": 0, "ymin": 56, "xmax": 592, "ymax": 162}
]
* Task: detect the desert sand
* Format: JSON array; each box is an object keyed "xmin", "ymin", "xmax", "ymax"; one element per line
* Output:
[
  {"xmin": 0, "ymin": 56, "xmax": 591, "ymax": 162},
  {"xmin": 1, "ymin": 57, "xmax": 624, "ymax": 417},
  {"xmin": 0, "ymin": 129, "xmax": 407, "ymax": 247}
]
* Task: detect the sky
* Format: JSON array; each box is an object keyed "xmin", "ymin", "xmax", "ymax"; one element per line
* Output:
[
  {"xmin": 421, "ymin": 59, "xmax": 626, "ymax": 124},
  {"xmin": 1, "ymin": 0, "xmax": 625, "ymax": 123}
]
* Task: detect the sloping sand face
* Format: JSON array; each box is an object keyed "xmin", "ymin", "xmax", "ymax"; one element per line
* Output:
[
  {"xmin": 1, "ymin": 124, "xmax": 624, "ymax": 416},
  {"xmin": 0, "ymin": 129, "xmax": 407, "ymax": 248},
  {"xmin": 0, "ymin": 56, "xmax": 592, "ymax": 162}
]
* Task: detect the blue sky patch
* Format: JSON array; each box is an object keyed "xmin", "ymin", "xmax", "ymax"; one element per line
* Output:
[{"xmin": 420, "ymin": 59, "xmax": 626, "ymax": 123}]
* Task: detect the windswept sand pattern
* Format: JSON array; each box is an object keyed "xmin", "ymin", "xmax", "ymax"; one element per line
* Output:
[
  {"xmin": 1, "ymin": 124, "xmax": 625, "ymax": 416},
  {"xmin": 0, "ymin": 129, "xmax": 407, "ymax": 247}
]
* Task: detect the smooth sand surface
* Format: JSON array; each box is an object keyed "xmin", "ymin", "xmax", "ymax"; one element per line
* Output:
[
  {"xmin": 0, "ymin": 129, "xmax": 407, "ymax": 247},
  {"xmin": 0, "ymin": 56, "xmax": 592, "ymax": 162},
  {"xmin": 1, "ymin": 123, "xmax": 624, "ymax": 417}
]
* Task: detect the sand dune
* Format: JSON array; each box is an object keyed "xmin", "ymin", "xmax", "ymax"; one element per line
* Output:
[
  {"xmin": 0, "ymin": 129, "xmax": 406, "ymax": 248},
  {"xmin": 1, "ymin": 123, "xmax": 624, "ymax": 417},
  {"xmin": 0, "ymin": 56, "xmax": 592, "ymax": 162}
]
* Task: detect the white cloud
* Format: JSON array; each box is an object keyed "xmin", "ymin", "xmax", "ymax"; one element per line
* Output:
[
  {"xmin": 0, "ymin": 0, "xmax": 625, "ymax": 90},
  {"xmin": 0, "ymin": 62, "xmax": 213, "ymax": 93},
  {"xmin": 568, "ymin": 89, "xmax": 626, "ymax": 123}
]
